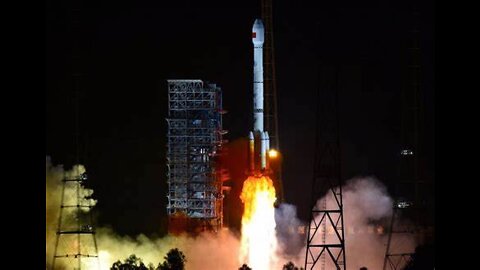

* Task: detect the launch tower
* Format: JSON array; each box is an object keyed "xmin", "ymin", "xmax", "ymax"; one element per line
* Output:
[
  {"xmin": 261, "ymin": 0, "xmax": 284, "ymax": 201},
  {"xmin": 166, "ymin": 80, "xmax": 227, "ymax": 234}
]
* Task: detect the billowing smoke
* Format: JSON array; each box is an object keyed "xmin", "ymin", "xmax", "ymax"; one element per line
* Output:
[
  {"xmin": 46, "ymin": 156, "xmax": 242, "ymax": 270},
  {"xmin": 284, "ymin": 177, "xmax": 417, "ymax": 269},
  {"xmin": 47, "ymin": 156, "xmax": 415, "ymax": 269},
  {"xmin": 96, "ymin": 228, "xmax": 241, "ymax": 269},
  {"xmin": 269, "ymin": 177, "xmax": 417, "ymax": 269},
  {"xmin": 46, "ymin": 156, "xmax": 63, "ymax": 268},
  {"xmin": 341, "ymin": 177, "xmax": 414, "ymax": 269},
  {"xmin": 275, "ymin": 203, "xmax": 305, "ymax": 258},
  {"xmin": 46, "ymin": 156, "xmax": 97, "ymax": 269}
]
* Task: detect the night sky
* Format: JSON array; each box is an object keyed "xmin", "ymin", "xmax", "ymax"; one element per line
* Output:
[{"xmin": 46, "ymin": 0, "xmax": 434, "ymax": 237}]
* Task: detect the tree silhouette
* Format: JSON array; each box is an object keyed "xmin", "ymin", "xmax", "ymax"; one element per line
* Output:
[
  {"xmin": 282, "ymin": 261, "xmax": 304, "ymax": 270},
  {"xmin": 239, "ymin": 264, "xmax": 252, "ymax": 270},
  {"xmin": 402, "ymin": 243, "xmax": 435, "ymax": 270},
  {"xmin": 110, "ymin": 254, "xmax": 150, "ymax": 270},
  {"xmin": 158, "ymin": 248, "xmax": 187, "ymax": 270}
]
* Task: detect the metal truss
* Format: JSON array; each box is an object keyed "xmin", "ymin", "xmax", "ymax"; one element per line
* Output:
[
  {"xmin": 305, "ymin": 67, "xmax": 346, "ymax": 270},
  {"xmin": 52, "ymin": 173, "xmax": 100, "ymax": 270},
  {"xmin": 166, "ymin": 80, "xmax": 226, "ymax": 232}
]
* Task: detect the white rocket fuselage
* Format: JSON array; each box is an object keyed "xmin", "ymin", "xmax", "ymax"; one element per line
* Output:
[
  {"xmin": 253, "ymin": 19, "xmax": 264, "ymax": 133},
  {"xmin": 250, "ymin": 19, "xmax": 270, "ymax": 173}
]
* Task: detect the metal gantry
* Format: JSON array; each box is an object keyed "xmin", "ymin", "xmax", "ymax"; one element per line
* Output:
[
  {"xmin": 260, "ymin": 0, "xmax": 284, "ymax": 203},
  {"xmin": 261, "ymin": 0, "xmax": 279, "ymax": 152},
  {"xmin": 305, "ymin": 67, "xmax": 346, "ymax": 270},
  {"xmin": 52, "ymin": 172, "xmax": 100, "ymax": 270},
  {"xmin": 166, "ymin": 80, "xmax": 226, "ymax": 233}
]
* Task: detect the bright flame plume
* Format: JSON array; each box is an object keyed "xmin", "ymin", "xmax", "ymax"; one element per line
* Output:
[{"xmin": 239, "ymin": 175, "xmax": 278, "ymax": 269}]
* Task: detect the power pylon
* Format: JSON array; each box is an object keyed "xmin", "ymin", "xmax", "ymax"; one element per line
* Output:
[
  {"xmin": 51, "ymin": 1, "xmax": 100, "ymax": 268},
  {"xmin": 52, "ymin": 171, "xmax": 100, "ymax": 270},
  {"xmin": 383, "ymin": 3, "xmax": 433, "ymax": 269},
  {"xmin": 304, "ymin": 67, "xmax": 346, "ymax": 270}
]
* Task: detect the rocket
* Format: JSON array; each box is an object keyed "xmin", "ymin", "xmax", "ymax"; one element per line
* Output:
[{"xmin": 249, "ymin": 19, "xmax": 271, "ymax": 175}]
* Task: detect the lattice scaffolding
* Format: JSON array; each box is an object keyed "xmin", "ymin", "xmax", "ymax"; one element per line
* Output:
[
  {"xmin": 166, "ymin": 80, "xmax": 227, "ymax": 233},
  {"xmin": 261, "ymin": 0, "xmax": 284, "ymax": 204},
  {"xmin": 52, "ymin": 170, "xmax": 100, "ymax": 270},
  {"xmin": 383, "ymin": 4, "xmax": 434, "ymax": 269},
  {"xmin": 304, "ymin": 67, "xmax": 346, "ymax": 270}
]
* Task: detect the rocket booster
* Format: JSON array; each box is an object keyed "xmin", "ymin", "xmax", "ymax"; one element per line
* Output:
[
  {"xmin": 249, "ymin": 19, "xmax": 270, "ymax": 173},
  {"xmin": 249, "ymin": 131, "xmax": 255, "ymax": 172}
]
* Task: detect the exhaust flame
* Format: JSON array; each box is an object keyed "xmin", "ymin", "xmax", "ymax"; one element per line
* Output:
[{"xmin": 239, "ymin": 175, "xmax": 278, "ymax": 269}]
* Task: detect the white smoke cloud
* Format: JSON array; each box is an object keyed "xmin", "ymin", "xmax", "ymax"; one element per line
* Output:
[
  {"xmin": 96, "ymin": 228, "xmax": 241, "ymax": 270},
  {"xmin": 47, "ymin": 156, "xmax": 415, "ymax": 270},
  {"xmin": 46, "ymin": 156, "xmax": 243, "ymax": 270},
  {"xmin": 46, "ymin": 156, "xmax": 64, "ymax": 268},
  {"xmin": 342, "ymin": 177, "xmax": 396, "ymax": 270},
  {"xmin": 266, "ymin": 177, "xmax": 417, "ymax": 269},
  {"xmin": 275, "ymin": 203, "xmax": 305, "ymax": 257},
  {"xmin": 46, "ymin": 156, "xmax": 98, "ymax": 270},
  {"xmin": 294, "ymin": 176, "xmax": 416, "ymax": 270}
]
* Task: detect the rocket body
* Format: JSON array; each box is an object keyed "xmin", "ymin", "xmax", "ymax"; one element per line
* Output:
[
  {"xmin": 253, "ymin": 19, "xmax": 265, "ymax": 133},
  {"xmin": 249, "ymin": 19, "xmax": 270, "ymax": 174}
]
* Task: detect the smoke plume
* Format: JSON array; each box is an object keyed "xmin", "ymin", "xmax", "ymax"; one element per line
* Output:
[
  {"xmin": 294, "ymin": 176, "xmax": 417, "ymax": 269},
  {"xmin": 341, "ymin": 177, "xmax": 404, "ymax": 269},
  {"xmin": 95, "ymin": 227, "xmax": 241, "ymax": 269},
  {"xmin": 46, "ymin": 156, "xmax": 97, "ymax": 269},
  {"xmin": 275, "ymin": 203, "xmax": 305, "ymax": 257},
  {"xmin": 269, "ymin": 177, "xmax": 417, "ymax": 269},
  {"xmin": 46, "ymin": 156, "xmax": 63, "ymax": 268},
  {"xmin": 46, "ymin": 156, "xmax": 242, "ymax": 270},
  {"xmin": 47, "ymin": 156, "xmax": 414, "ymax": 269}
]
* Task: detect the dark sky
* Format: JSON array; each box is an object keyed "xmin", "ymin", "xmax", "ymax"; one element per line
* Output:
[{"xmin": 46, "ymin": 0, "xmax": 434, "ymax": 236}]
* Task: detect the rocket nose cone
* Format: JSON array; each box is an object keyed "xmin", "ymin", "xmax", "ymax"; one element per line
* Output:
[
  {"xmin": 249, "ymin": 131, "xmax": 254, "ymax": 140},
  {"xmin": 253, "ymin": 19, "xmax": 264, "ymax": 30},
  {"xmin": 252, "ymin": 18, "xmax": 265, "ymax": 44}
]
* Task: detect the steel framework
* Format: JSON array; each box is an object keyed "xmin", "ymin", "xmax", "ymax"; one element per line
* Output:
[
  {"xmin": 166, "ymin": 80, "xmax": 226, "ymax": 233},
  {"xmin": 305, "ymin": 67, "xmax": 346, "ymax": 270},
  {"xmin": 52, "ymin": 172, "xmax": 100, "ymax": 270},
  {"xmin": 51, "ymin": 1, "xmax": 100, "ymax": 268},
  {"xmin": 383, "ymin": 4, "xmax": 433, "ymax": 269},
  {"xmin": 261, "ymin": 0, "xmax": 279, "ymax": 151},
  {"xmin": 261, "ymin": 0, "xmax": 284, "ymax": 203}
]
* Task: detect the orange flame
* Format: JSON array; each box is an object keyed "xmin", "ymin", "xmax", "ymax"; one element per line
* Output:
[{"xmin": 239, "ymin": 175, "xmax": 278, "ymax": 269}]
